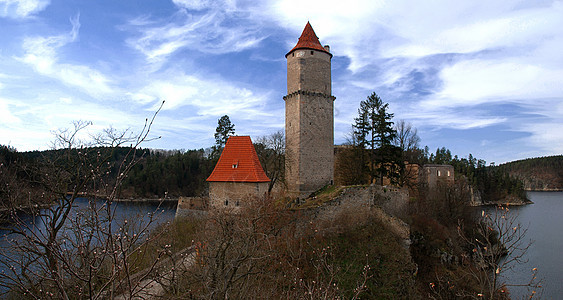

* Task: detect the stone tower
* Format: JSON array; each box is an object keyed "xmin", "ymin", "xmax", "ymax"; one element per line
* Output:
[{"xmin": 284, "ymin": 22, "xmax": 335, "ymax": 198}]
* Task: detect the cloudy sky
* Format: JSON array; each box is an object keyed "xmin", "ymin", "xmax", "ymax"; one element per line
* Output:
[{"xmin": 1, "ymin": 0, "xmax": 562, "ymax": 164}]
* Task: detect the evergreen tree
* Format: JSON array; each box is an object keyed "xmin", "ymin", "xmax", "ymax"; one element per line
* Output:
[
  {"xmin": 214, "ymin": 115, "xmax": 235, "ymax": 148},
  {"xmin": 353, "ymin": 92, "xmax": 397, "ymax": 184}
]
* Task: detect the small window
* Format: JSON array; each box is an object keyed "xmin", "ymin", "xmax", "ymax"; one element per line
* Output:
[
  {"xmin": 292, "ymin": 53, "xmax": 294, "ymax": 57},
  {"xmin": 310, "ymin": 51, "xmax": 314, "ymax": 55},
  {"xmin": 437, "ymin": 170, "xmax": 441, "ymax": 176},
  {"xmin": 232, "ymin": 164, "xmax": 238, "ymax": 169},
  {"xmin": 447, "ymin": 171, "xmax": 451, "ymax": 176},
  {"xmin": 235, "ymin": 201, "xmax": 240, "ymax": 207},
  {"xmin": 225, "ymin": 200, "xmax": 229, "ymax": 206}
]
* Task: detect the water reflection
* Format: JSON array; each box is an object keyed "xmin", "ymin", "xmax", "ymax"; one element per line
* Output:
[{"xmin": 0, "ymin": 198, "xmax": 177, "ymax": 293}]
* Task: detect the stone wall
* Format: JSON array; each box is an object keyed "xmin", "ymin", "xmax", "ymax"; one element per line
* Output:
[
  {"xmin": 208, "ymin": 181, "xmax": 269, "ymax": 210},
  {"xmin": 286, "ymin": 50, "xmax": 331, "ymax": 94},
  {"xmin": 423, "ymin": 164, "xmax": 454, "ymax": 190},
  {"xmin": 304, "ymin": 185, "xmax": 411, "ymax": 247},
  {"xmin": 175, "ymin": 196, "xmax": 208, "ymax": 219}
]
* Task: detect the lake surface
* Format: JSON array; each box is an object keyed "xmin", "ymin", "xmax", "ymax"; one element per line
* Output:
[
  {"xmin": 501, "ymin": 191, "xmax": 563, "ymax": 299},
  {"xmin": 0, "ymin": 198, "xmax": 177, "ymax": 293}
]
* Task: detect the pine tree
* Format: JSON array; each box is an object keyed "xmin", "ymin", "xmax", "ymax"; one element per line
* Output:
[
  {"xmin": 353, "ymin": 92, "xmax": 397, "ymax": 184},
  {"xmin": 214, "ymin": 115, "xmax": 235, "ymax": 148}
]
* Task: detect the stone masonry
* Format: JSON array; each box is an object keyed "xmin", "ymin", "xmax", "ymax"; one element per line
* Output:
[
  {"xmin": 208, "ymin": 181, "xmax": 269, "ymax": 210},
  {"xmin": 285, "ymin": 22, "xmax": 335, "ymax": 199}
]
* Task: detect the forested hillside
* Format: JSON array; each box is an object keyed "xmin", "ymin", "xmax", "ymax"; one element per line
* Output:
[
  {"xmin": 121, "ymin": 149, "xmax": 215, "ymax": 198},
  {"xmin": 499, "ymin": 155, "xmax": 563, "ymax": 191},
  {"xmin": 22, "ymin": 147, "xmax": 216, "ymax": 199}
]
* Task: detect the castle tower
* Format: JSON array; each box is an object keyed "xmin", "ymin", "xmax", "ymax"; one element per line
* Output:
[{"xmin": 284, "ymin": 22, "xmax": 335, "ymax": 198}]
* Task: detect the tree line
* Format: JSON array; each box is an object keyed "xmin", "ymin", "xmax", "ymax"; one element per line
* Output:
[
  {"xmin": 0, "ymin": 115, "xmax": 284, "ymax": 204},
  {"xmin": 498, "ymin": 155, "xmax": 563, "ymax": 190},
  {"xmin": 335, "ymin": 92, "xmax": 526, "ymax": 204}
]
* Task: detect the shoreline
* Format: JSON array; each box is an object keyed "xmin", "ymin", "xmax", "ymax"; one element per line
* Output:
[{"xmin": 113, "ymin": 198, "xmax": 178, "ymax": 203}]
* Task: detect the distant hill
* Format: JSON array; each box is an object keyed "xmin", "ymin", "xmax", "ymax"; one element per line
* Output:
[{"xmin": 499, "ymin": 155, "xmax": 563, "ymax": 191}]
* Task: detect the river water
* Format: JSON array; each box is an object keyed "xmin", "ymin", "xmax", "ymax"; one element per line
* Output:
[
  {"xmin": 0, "ymin": 198, "xmax": 177, "ymax": 293},
  {"xmin": 501, "ymin": 191, "xmax": 563, "ymax": 299}
]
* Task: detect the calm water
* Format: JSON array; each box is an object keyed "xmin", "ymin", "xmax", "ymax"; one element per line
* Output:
[
  {"xmin": 502, "ymin": 191, "xmax": 563, "ymax": 299},
  {"xmin": 0, "ymin": 198, "xmax": 178, "ymax": 237},
  {"xmin": 0, "ymin": 198, "xmax": 177, "ymax": 292}
]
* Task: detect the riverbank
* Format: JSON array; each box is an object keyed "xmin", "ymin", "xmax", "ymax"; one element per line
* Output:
[{"xmin": 113, "ymin": 198, "xmax": 178, "ymax": 204}]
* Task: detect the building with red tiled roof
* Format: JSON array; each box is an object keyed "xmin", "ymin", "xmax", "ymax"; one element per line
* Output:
[
  {"xmin": 207, "ymin": 136, "xmax": 270, "ymax": 209},
  {"xmin": 284, "ymin": 22, "xmax": 335, "ymax": 199},
  {"xmin": 286, "ymin": 21, "xmax": 332, "ymax": 58}
]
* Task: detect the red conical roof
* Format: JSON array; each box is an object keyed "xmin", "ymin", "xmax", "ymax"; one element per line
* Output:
[
  {"xmin": 207, "ymin": 136, "xmax": 270, "ymax": 183},
  {"xmin": 286, "ymin": 22, "xmax": 331, "ymax": 57}
]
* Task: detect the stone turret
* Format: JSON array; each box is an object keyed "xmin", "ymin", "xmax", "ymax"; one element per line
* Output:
[{"xmin": 284, "ymin": 22, "xmax": 335, "ymax": 199}]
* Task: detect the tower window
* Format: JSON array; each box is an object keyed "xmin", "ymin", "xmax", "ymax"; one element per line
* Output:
[
  {"xmin": 292, "ymin": 53, "xmax": 294, "ymax": 57},
  {"xmin": 311, "ymin": 51, "xmax": 314, "ymax": 55},
  {"xmin": 225, "ymin": 200, "xmax": 229, "ymax": 206}
]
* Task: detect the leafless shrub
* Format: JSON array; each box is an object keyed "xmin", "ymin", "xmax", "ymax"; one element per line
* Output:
[
  {"xmin": 0, "ymin": 101, "xmax": 166, "ymax": 299},
  {"xmin": 453, "ymin": 206, "xmax": 542, "ymax": 299}
]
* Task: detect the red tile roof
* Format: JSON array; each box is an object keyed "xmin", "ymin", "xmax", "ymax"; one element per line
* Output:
[
  {"xmin": 207, "ymin": 136, "xmax": 270, "ymax": 183},
  {"xmin": 286, "ymin": 22, "xmax": 331, "ymax": 57}
]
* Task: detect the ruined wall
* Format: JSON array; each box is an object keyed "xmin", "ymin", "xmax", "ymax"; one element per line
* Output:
[
  {"xmin": 303, "ymin": 185, "xmax": 411, "ymax": 247},
  {"xmin": 423, "ymin": 164, "xmax": 455, "ymax": 190},
  {"xmin": 175, "ymin": 196, "xmax": 208, "ymax": 219}
]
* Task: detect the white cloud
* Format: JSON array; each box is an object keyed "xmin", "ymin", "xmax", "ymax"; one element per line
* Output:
[
  {"xmin": 0, "ymin": 98, "xmax": 21, "ymax": 124},
  {"xmin": 59, "ymin": 97, "xmax": 72, "ymax": 104},
  {"xmin": 172, "ymin": 0, "xmax": 232, "ymax": 11},
  {"xmin": 425, "ymin": 59, "xmax": 563, "ymax": 107},
  {"xmin": 0, "ymin": 92, "xmax": 142, "ymax": 151},
  {"xmin": 17, "ymin": 14, "xmax": 115, "ymax": 97},
  {"xmin": 130, "ymin": 72, "xmax": 271, "ymax": 118},
  {"xmin": 402, "ymin": 107, "xmax": 507, "ymax": 130},
  {"xmin": 383, "ymin": 3, "xmax": 562, "ymax": 58},
  {"xmin": 126, "ymin": 5, "xmax": 264, "ymax": 63},
  {"xmin": 0, "ymin": 0, "xmax": 49, "ymax": 18}
]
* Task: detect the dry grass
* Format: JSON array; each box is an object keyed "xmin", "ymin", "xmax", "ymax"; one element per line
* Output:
[{"xmin": 295, "ymin": 185, "xmax": 345, "ymax": 209}]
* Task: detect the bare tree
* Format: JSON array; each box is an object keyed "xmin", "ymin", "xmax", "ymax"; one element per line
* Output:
[
  {"xmin": 455, "ymin": 206, "xmax": 542, "ymax": 299},
  {"xmin": 0, "ymin": 101, "xmax": 168, "ymax": 299},
  {"xmin": 393, "ymin": 119, "xmax": 420, "ymax": 155},
  {"xmin": 255, "ymin": 130, "xmax": 285, "ymax": 193},
  {"xmin": 392, "ymin": 120, "xmax": 422, "ymax": 188}
]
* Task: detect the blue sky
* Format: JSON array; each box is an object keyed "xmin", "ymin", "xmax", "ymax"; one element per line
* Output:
[{"xmin": 1, "ymin": 0, "xmax": 562, "ymax": 164}]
